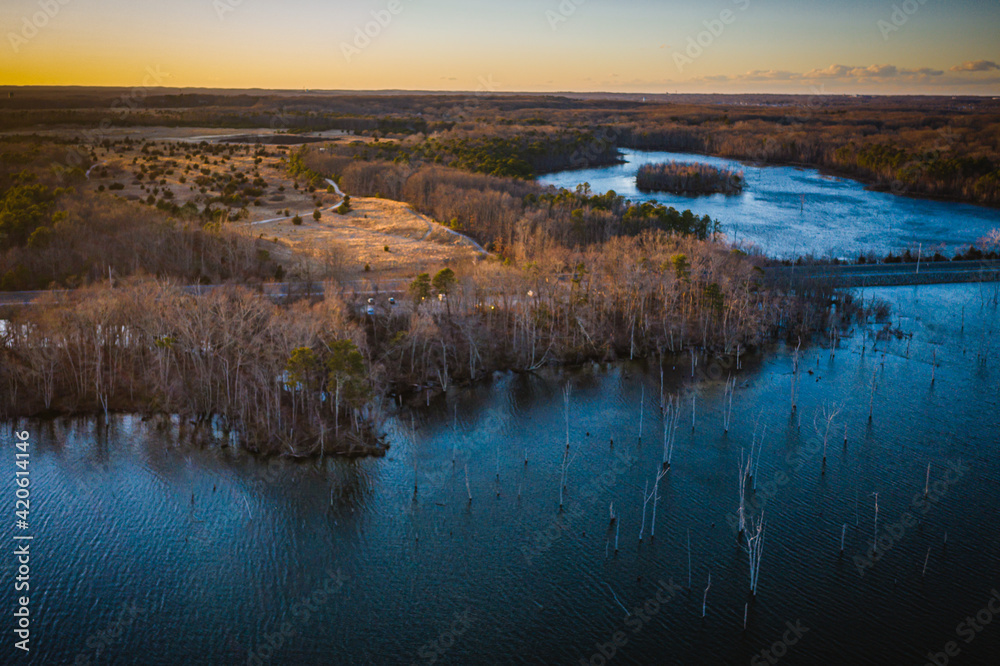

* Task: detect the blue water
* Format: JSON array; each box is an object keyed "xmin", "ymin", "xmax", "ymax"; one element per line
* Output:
[
  {"xmin": 538, "ymin": 150, "xmax": 1000, "ymax": 260},
  {"xmin": 5, "ymin": 282, "xmax": 1000, "ymax": 665}
]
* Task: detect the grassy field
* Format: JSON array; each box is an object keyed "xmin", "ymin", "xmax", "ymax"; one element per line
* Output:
[{"xmin": 20, "ymin": 125, "xmax": 483, "ymax": 281}]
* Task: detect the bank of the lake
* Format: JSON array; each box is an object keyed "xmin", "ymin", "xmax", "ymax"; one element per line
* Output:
[
  {"xmin": 10, "ymin": 280, "xmax": 999, "ymax": 665},
  {"xmin": 540, "ymin": 150, "xmax": 1000, "ymax": 260}
]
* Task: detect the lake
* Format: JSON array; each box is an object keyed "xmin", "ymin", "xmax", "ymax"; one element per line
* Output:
[
  {"xmin": 6, "ymin": 281, "xmax": 999, "ymax": 665},
  {"xmin": 538, "ymin": 150, "xmax": 1000, "ymax": 260}
]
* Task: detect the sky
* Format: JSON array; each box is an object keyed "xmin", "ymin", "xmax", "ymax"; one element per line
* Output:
[{"xmin": 2, "ymin": 0, "xmax": 999, "ymax": 94}]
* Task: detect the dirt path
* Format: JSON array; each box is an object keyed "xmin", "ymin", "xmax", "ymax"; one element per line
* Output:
[
  {"xmin": 84, "ymin": 162, "xmax": 105, "ymax": 179},
  {"xmin": 324, "ymin": 178, "xmax": 345, "ymax": 198},
  {"xmin": 251, "ymin": 180, "xmax": 346, "ymax": 226}
]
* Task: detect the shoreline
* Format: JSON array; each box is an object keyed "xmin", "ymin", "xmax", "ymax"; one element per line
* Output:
[
  {"xmin": 544, "ymin": 147, "xmax": 1000, "ymax": 211},
  {"xmin": 2, "ymin": 336, "xmax": 814, "ymax": 462}
]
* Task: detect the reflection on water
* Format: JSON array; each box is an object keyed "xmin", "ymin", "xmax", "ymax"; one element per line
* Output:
[
  {"xmin": 6, "ymin": 283, "xmax": 1000, "ymax": 665},
  {"xmin": 539, "ymin": 150, "xmax": 1000, "ymax": 259}
]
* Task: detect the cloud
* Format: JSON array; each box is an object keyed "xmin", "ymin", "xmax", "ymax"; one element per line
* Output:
[
  {"xmin": 690, "ymin": 70, "xmax": 798, "ymax": 84},
  {"xmin": 800, "ymin": 64, "xmax": 943, "ymax": 80},
  {"xmin": 692, "ymin": 64, "xmax": 944, "ymax": 84},
  {"xmin": 741, "ymin": 69, "xmax": 798, "ymax": 81},
  {"xmin": 679, "ymin": 62, "xmax": 988, "ymax": 93},
  {"xmin": 859, "ymin": 64, "xmax": 898, "ymax": 77},
  {"xmin": 905, "ymin": 67, "xmax": 945, "ymax": 77},
  {"xmin": 803, "ymin": 64, "xmax": 853, "ymax": 79},
  {"xmin": 804, "ymin": 64, "xmax": 898, "ymax": 79},
  {"xmin": 950, "ymin": 60, "xmax": 1000, "ymax": 72}
]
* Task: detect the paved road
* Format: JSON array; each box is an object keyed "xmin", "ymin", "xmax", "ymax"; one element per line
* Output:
[
  {"xmin": 4, "ymin": 261, "xmax": 996, "ymax": 308},
  {"xmin": 249, "ymin": 178, "xmax": 347, "ymax": 226},
  {"xmin": 0, "ymin": 280, "xmax": 408, "ymax": 307},
  {"xmin": 763, "ymin": 260, "xmax": 1000, "ymax": 288}
]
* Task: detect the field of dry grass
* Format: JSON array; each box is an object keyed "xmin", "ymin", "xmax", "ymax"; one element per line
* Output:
[
  {"xmin": 53, "ymin": 126, "xmax": 478, "ymax": 280},
  {"xmin": 251, "ymin": 196, "xmax": 484, "ymax": 279}
]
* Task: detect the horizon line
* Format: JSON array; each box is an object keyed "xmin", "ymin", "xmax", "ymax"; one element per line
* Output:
[{"xmin": 2, "ymin": 85, "xmax": 999, "ymax": 99}]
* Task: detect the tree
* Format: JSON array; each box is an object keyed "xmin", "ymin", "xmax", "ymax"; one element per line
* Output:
[
  {"xmin": 325, "ymin": 339, "xmax": 368, "ymax": 437},
  {"xmin": 704, "ymin": 282, "xmax": 724, "ymax": 313},
  {"xmin": 0, "ymin": 180, "xmax": 56, "ymax": 247},
  {"xmin": 337, "ymin": 195, "xmax": 352, "ymax": 215},
  {"xmin": 26, "ymin": 226, "xmax": 52, "ymax": 249},
  {"xmin": 285, "ymin": 346, "xmax": 321, "ymax": 415},
  {"xmin": 671, "ymin": 254, "xmax": 691, "ymax": 281},
  {"xmin": 432, "ymin": 268, "xmax": 457, "ymax": 316},
  {"xmin": 409, "ymin": 273, "xmax": 431, "ymax": 308},
  {"xmin": 979, "ymin": 228, "xmax": 1000, "ymax": 254}
]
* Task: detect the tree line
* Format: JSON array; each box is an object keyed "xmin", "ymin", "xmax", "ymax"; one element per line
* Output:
[
  {"xmin": 301, "ymin": 147, "xmax": 719, "ymax": 256},
  {"xmin": 1, "ymin": 281, "xmax": 381, "ymax": 456},
  {"xmin": 2, "ymin": 229, "xmax": 857, "ymax": 455}
]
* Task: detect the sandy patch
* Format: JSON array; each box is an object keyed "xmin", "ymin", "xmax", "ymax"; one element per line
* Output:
[{"xmin": 249, "ymin": 197, "xmax": 483, "ymax": 278}]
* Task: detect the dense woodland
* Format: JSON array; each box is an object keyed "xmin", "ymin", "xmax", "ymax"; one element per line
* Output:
[
  {"xmin": 3, "ymin": 90, "xmax": 998, "ymax": 204},
  {"xmin": 0, "ymin": 130, "xmax": 852, "ymax": 455},
  {"xmin": 1, "ymin": 232, "xmax": 854, "ymax": 455},
  {"xmin": 301, "ymin": 146, "xmax": 719, "ymax": 254},
  {"xmin": 320, "ymin": 129, "xmax": 621, "ymax": 178},
  {"xmin": 8, "ymin": 88, "xmax": 988, "ymax": 454},
  {"xmin": 637, "ymin": 162, "xmax": 744, "ymax": 195},
  {"xmin": 1, "ymin": 282, "xmax": 381, "ymax": 455}
]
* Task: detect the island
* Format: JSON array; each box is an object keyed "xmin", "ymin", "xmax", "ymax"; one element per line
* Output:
[{"xmin": 637, "ymin": 161, "xmax": 744, "ymax": 195}]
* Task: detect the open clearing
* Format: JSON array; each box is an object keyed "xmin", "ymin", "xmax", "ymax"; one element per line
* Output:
[
  {"xmin": 251, "ymin": 196, "xmax": 484, "ymax": 279},
  {"xmin": 20, "ymin": 125, "xmax": 478, "ymax": 280}
]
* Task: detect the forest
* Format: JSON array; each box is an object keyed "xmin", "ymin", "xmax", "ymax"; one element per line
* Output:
[
  {"xmin": 3, "ymin": 89, "xmax": 998, "ymax": 204},
  {"xmin": 10, "ymin": 88, "xmax": 980, "ymax": 455},
  {"xmin": 0, "ymin": 129, "xmax": 855, "ymax": 456},
  {"xmin": 0, "ymin": 144, "xmax": 283, "ymax": 290},
  {"xmin": 300, "ymin": 146, "xmax": 718, "ymax": 253},
  {"xmin": 636, "ymin": 162, "xmax": 744, "ymax": 195},
  {"xmin": 1, "ymin": 231, "xmax": 858, "ymax": 456}
]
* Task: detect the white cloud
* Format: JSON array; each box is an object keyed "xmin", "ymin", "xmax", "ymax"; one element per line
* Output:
[{"xmin": 950, "ymin": 60, "xmax": 1000, "ymax": 72}]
